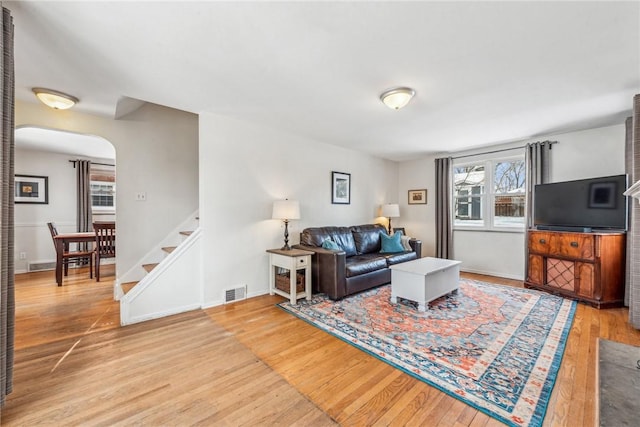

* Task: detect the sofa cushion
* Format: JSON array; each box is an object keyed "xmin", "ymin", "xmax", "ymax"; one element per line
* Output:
[
  {"xmin": 384, "ymin": 251, "xmax": 418, "ymax": 266},
  {"xmin": 345, "ymin": 255, "xmax": 388, "ymax": 278},
  {"xmin": 300, "ymin": 226, "xmax": 357, "ymax": 256},
  {"xmin": 351, "ymin": 224, "xmax": 387, "ymax": 254},
  {"xmin": 400, "ymin": 235, "xmax": 412, "ymax": 251},
  {"xmin": 321, "ymin": 238, "xmax": 341, "ymax": 251},
  {"xmin": 380, "ymin": 231, "xmax": 404, "ymax": 253}
]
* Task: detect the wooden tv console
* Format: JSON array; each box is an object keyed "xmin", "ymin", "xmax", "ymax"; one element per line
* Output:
[{"xmin": 525, "ymin": 229, "xmax": 625, "ymax": 308}]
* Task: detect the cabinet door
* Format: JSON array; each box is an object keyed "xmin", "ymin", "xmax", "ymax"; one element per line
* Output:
[
  {"xmin": 527, "ymin": 254, "xmax": 544, "ymax": 285},
  {"xmin": 576, "ymin": 262, "xmax": 595, "ymax": 299}
]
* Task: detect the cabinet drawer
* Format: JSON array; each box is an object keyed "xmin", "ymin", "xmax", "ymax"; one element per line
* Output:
[
  {"xmin": 529, "ymin": 232, "xmax": 552, "ymax": 254},
  {"xmin": 551, "ymin": 233, "xmax": 595, "ymax": 260},
  {"xmin": 295, "ymin": 256, "xmax": 309, "ymax": 268}
]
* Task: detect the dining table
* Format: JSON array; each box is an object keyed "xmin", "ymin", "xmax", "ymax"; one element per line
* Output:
[{"xmin": 52, "ymin": 231, "xmax": 96, "ymax": 286}]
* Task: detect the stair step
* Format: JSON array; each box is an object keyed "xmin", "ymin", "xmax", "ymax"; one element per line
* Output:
[
  {"xmin": 179, "ymin": 231, "xmax": 193, "ymax": 236},
  {"xmin": 142, "ymin": 263, "xmax": 158, "ymax": 273},
  {"xmin": 121, "ymin": 281, "xmax": 138, "ymax": 294},
  {"xmin": 162, "ymin": 246, "xmax": 177, "ymax": 254}
]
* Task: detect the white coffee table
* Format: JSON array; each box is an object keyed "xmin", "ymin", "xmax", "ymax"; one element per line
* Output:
[{"xmin": 389, "ymin": 257, "xmax": 462, "ymax": 311}]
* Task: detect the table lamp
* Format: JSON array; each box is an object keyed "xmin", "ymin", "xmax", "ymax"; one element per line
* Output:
[
  {"xmin": 272, "ymin": 199, "xmax": 300, "ymax": 250},
  {"xmin": 381, "ymin": 203, "xmax": 400, "ymax": 234}
]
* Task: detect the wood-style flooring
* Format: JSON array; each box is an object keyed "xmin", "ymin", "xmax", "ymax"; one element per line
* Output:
[{"xmin": 2, "ymin": 268, "xmax": 640, "ymax": 426}]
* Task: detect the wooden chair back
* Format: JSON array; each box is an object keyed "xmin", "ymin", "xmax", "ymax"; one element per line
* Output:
[{"xmin": 94, "ymin": 222, "xmax": 115, "ymax": 281}]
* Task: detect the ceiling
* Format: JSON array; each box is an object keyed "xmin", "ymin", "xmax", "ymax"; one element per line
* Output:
[{"xmin": 7, "ymin": 1, "xmax": 640, "ymax": 161}]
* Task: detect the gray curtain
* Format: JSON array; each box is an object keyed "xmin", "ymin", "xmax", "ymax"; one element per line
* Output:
[
  {"xmin": 627, "ymin": 94, "xmax": 640, "ymax": 328},
  {"xmin": 525, "ymin": 141, "xmax": 552, "ymax": 229},
  {"xmin": 76, "ymin": 160, "xmax": 92, "ymax": 254},
  {"xmin": 524, "ymin": 141, "xmax": 552, "ymax": 281},
  {"xmin": 625, "ymin": 116, "xmax": 632, "ymax": 307},
  {"xmin": 435, "ymin": 157, "xmax": 453, "ymax": 259},
  {"xmin": 0, "ymin": 6, "xmax": 14, "ymax": 407}
]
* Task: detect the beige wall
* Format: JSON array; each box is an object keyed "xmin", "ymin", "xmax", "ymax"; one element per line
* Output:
[
  {"xmin": 15, "ymin": 100, "xmax": 199, "ymax": 280},
  {"xmin": 398, "ymin": 123, "xmax": 626, "ymax": 280},
  {"xmin": 198, "ymin": 113, "xmax": 400, "ymax": 306}
]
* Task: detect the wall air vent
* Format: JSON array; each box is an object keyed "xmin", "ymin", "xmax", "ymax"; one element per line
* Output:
[
  {"xmin": 224, "ymin": 285, "xmax": 247, "ymax": 304},
  {"xmin": 28, "ymin": 261, "xmax": 56, "ymax": 272}
]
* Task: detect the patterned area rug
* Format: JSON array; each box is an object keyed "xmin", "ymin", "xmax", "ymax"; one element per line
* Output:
[{"xmin": 279, "ymin": 279, "xmax": 576, "ymax": 427}]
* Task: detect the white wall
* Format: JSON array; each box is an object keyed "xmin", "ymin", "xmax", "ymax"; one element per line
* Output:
[
  {"xmin": 14, "ymin": 149, "xmax": 78, "ymax": 272},
  {"xmin": 199, "ymin": 113, "xmax": 399, "ymax": 306},
  {"xmin": 398, "ymin": 123, "xmax": 627, "ymax": 280},
  {"xmin": 15, "ymin": 100, "xmax": 199, "ymax": 280}
]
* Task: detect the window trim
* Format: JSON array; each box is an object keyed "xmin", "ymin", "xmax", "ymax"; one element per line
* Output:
[{"xmin": 453, "ymin": 155, "xmax": 525, "ymax": 232}]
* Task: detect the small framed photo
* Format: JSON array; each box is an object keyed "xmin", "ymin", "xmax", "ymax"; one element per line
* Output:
[
  {"xmin": 15, "ymin": 174, "xmax": 48, "ymax": 204},
  {"xmin": 331, "ymin": 171, "xmax": 351, "ymax": 204},
  {"xmin": 408, "ymin": 189, "xmax": 427, "ymax": 205},
  {"xmin": 393, "ymin": 227, "xmax": 406, "ymax": 235}
]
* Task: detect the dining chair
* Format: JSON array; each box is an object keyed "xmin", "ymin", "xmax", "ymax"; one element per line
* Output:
[
  {"xmin": 93, "ymin": 222, "xmax": 116, "ymax": 281},
  {"xmin": 47, "ymin": 222, "xmax": 94, "ymax": 279}
]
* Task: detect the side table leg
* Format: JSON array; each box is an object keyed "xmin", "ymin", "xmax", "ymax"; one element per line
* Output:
[
  {"xmin": 305, "ymin": 265, "xmax": 311, "ymax": 301},
  {"xmin": 269, "ymin": 265, "xmax": 275, "ymax": 296},
  {"xmin": 289, "ymin": 268, "xmax": 296, "ymax": 305}
]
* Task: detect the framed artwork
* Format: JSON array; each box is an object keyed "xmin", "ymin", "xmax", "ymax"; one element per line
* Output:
[
  {"xmin": 393, "ymin": 227, "xmax": 406, "ymax": 235},
  {"xmin": 15, "ymin": 174, "xmax": 48, "ymax": 204},
  {"xmin": 331, "ymin": 171, "xmax": 351, "ymax": 204},
  {"xmin": 408, "ymin": 189, "xmax": 427, "ymax": 205}
]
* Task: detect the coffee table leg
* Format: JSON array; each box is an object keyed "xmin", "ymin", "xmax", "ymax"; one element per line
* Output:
[
  {"xmin": 390, "ymin": 294, "xmax": 398, "ymax": 304},
  {"xmin": 418, "ymin": 302, "xmax": 427, "ymax": 312}
]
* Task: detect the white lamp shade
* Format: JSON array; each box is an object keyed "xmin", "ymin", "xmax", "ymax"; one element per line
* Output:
[
  {"xmin": 272, "ymin": 200, "xmax": 300, "ymax": 220},
  {"xmin": 381, "ymin": 203, "xmax": 400, "ymax": 218}
]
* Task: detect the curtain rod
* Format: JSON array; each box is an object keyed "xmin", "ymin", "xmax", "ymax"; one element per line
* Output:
[
  {"xmin": 68, "ymin": 160, "xmax": 115, "ymax": 167},
  {"xmin": 450, "ymin": 140, "xmax": 557, "ymax": 160}
]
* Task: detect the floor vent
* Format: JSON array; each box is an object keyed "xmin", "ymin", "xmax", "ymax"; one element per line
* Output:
[
  {"xmin": 224, "ymin": 285, "xmax": 247, "ymax": 304},
  {"xmin": 28, "ymin": 261, "xmax": 56, "ymax": 272}
]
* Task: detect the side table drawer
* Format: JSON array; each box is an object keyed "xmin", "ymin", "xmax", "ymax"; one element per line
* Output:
[{"xmin": 295, "ymin": 256, "xmax": 309, "ymax": 268}]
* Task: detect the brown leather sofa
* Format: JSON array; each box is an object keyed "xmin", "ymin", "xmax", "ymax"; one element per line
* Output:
[{"xmin": 294, "ymin": 224, "xmax": 422, "ymax": 300}]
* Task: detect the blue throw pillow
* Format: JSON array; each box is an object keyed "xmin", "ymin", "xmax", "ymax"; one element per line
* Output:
[
  {"xmin": 380, "ymin": 231, "xmax": 404, "ymax": 253},
  {"xmin": 321, "ymin": 238, "xmax": 341, "ymax": 251}
]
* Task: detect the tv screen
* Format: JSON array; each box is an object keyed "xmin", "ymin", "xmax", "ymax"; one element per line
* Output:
[{"xmin": 534, "ymin": 174, "xmax": 628, "ymax": 231}]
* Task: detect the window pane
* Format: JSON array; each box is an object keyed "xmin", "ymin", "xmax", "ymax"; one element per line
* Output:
[
  {"xmin": 494, "ymin": 194, "xmax": 525, "ymax": 227},
  {"xmin": 454, "ymin": 195, "xmax": 484, "ymax": 227},
  {"xmin": 494, "ymin": 160, "xmax": 525, "ymax": 193},
  {"xmin": 454, "ymin": 165, "xmax": 485, "ymax": 198},
  {"xmin": 91, "ymin": 182, "xmax": 115, "ymax": 209}
]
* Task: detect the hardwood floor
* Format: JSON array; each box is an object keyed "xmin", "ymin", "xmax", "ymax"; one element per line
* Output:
[
  {"xmin": 3, "ymin": 269, "xmax": 640, "ymax": 426},
  {"xmin": 2, "ymin": 267, "xmax": 332, "ymax": 426}
]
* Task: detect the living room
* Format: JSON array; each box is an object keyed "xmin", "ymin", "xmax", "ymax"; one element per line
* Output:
[{"xmin": 2, "ymin": 1, "xmax": 640, "ymax": 425}]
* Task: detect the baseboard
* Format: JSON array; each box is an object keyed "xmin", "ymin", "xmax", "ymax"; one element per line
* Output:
[
  {"xmin": 121, "ymin": 303, "xmax": 202, "ymax": 326},
  {"xmin": 460, "ymin": 267, "xmax": 524, "ymax": 282}
]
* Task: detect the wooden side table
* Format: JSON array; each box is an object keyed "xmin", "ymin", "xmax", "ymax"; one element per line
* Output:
[{"xmin": 267, "ymin": 248, "xmax": 313, "ymax": 304}]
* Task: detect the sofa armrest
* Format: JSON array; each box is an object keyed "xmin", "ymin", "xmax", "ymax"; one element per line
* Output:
[
  {"xmin": 293, "ymin": 244, "xmax": 347, "ymax": 299},
  {"xmin": 409, "ymin": 238, "xmax": 422, "ymax": 258}
]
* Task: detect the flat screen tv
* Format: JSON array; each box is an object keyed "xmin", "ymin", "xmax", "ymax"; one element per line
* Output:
[{"xmin": 534, "ymin": 174, "xmax": 628, "ymax": 231}]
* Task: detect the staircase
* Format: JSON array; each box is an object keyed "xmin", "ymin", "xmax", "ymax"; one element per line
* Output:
[{"xmin": 117, "ymin": 212, "xmax": 202, "ymax": 325}]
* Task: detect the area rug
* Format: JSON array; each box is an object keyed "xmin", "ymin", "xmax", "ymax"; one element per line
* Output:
[{"xmin": 278, "ymin": 279, "xmax": 576, "ymax": 427}]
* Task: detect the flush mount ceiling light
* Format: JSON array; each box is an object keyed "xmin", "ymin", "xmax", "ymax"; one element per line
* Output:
[
  {"xmin": 32, "ymin": 87, "xmax": 79, "ymax": 110},
  {"xmin": 380, "ymin": 87, "xmax": 416, "ymax": 110}
]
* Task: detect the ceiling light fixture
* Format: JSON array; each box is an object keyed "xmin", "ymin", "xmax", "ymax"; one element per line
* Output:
[
  {"xmin": 32, "ymin": 87, "xmax": 79, "ymax": 110},
  {"xmin": 380, "ymin": 87, "xmax": 416, "ymax": 110}
]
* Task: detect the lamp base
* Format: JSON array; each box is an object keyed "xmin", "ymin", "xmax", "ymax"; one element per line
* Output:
[
  {"xmin": 387, "ymin": 217, "xmax": 393, "ymax": 234},
  {"xmin": 281, "ymin": 219, "xmax": 292, "ymax": 250}
]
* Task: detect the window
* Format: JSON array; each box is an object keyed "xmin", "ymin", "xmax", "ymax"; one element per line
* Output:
[
  {"xmin": 91, "ymin": 182, "xmax": 115, "ymax": 209},
  {"xmin": 90, "ymin": 165, "xmax": 115, "ymax": 213},
  {"xmin": 453, "ymin": 157, "xmax": 525, "ymax": 230}
]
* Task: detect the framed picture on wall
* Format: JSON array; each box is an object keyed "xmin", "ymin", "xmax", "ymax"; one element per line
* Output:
[
  {"xmin": 408, "ymin": 189, "xmax": 427, "ymax": 205},
  {"xmin": 15, "ymin": 174, "xmax": 49, "ymax": 204},
  {"xmin": 331, "ymin": 171, "xmax": 351, "ymax": 204}
]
